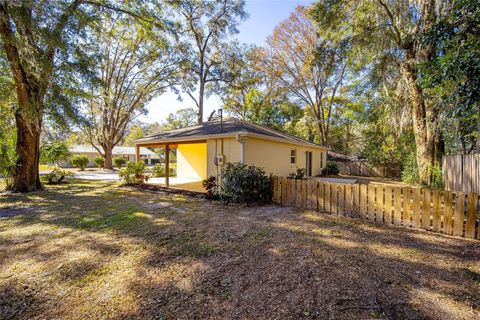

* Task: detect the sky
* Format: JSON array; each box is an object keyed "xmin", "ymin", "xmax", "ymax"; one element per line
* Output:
[{"xmin": 140, "ymin": 0, "xmax": 313, "ymax": 124}]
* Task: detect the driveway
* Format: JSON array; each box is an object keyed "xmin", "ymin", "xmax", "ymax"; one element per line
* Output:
[{"xmin": 72, "ymin": 170, "xmax": 120, "ymax": 181}]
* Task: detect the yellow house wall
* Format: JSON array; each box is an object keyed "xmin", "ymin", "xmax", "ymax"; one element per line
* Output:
[
  {"xmin": 206, "ymin": 138, "xmax": 242, "ymax": 179},
  {"xmin": 205, "ymin": 136, "xmax": 327, "ymax": 180},
  {"xmin": 244, "ymin": 137, "xmax": 327, "ymax": 177},
  {"xmin": 177, "ymin": 143, "xmax": 207, "ymax": 179}
]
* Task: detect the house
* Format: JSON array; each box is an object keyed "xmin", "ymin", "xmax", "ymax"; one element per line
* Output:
[
  {"xmin": 133, "ymin": 118, "xmax": 328, "ymax": 188},
  {"xmin": 63, "ymin": 144, "xmax": 157, "ymax": 167}
]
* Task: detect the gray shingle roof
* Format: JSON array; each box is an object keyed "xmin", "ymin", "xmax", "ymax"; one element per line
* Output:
[
  {"xmin": 69, "ymin": 145, "xmax": 156, "ymax": 156},
  {"xmin": 135, "ymin": 117, "xmax": 326, "ymax": 148}
]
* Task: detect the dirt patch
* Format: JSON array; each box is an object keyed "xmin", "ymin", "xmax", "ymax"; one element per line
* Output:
[{"xmin": 0, "ymin": 179, "xmax": 479, "ymax": 319}]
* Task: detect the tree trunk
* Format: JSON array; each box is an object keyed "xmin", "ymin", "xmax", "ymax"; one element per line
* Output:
[
  {"xmin": 402, "ymin": 57, "xmax": 435, "ymax": 185},
  {"xmin": 198, "ymin": 81, "xmax": 204, "ymax": 124},
  {"xmin": 477, "ymin": 103, "xmax": 480, "ymax": 151},
  {"xmin": 12, "ymin": 111, "xmax": 42, "ymax": 192},
  {"xmin": 103, "ymin": 144, "xmax": 113, "ymax": 170}
]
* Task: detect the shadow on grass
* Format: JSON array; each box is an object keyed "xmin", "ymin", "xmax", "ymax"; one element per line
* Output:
[{"xmin": 1, "ymin": 179, "xmax": 479, "ymax": 319}]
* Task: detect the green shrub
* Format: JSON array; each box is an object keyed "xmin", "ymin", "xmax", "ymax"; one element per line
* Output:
[
  {"xmin": 202, "ymin": 176, "xmax": 218, "ymax": 199},
  {"xmin": 42, "ymin": 167, "xmax": 73, "ymax": 184},
  {"xmin": 151, "ymin": 164, "xmax": 165, "ymax": 177},
  {"xmin": 220, "ymin": 162, "xmax": 273, "ymax": 204},
  {"xmin": 113, "ymin": 157, "xmax": 126, "ymax": 168},
  {"xmin": 151, "ymin": 164, "xmax": 176, "ymax": 177},
  {"xmin": 119, "ymin": 162, "xmax": 149, "ymax": 184},
  {"xmin": 40, "ymin": 141, "xmax": 70, "ymax": 165},
  {"xmin": 430, "ymin": 164, "xmax": 443, "ymax": 189},
  {"xmin": 94, "ymin": 156, "xmax": 104, "ymax": 168},
  {"xmin": 321, "ymin": 162, "xmax": 339, "ymax": 176},
  {"xmin": 71, "ymin": 154, "xmax": 89, "ymax": 170},
  {"xmin": 0, "ymin": 140, "xmax": 16, "ymax": 189},
  {"xmin": 288, "ymin": 168, "xmax": 306, "ymax": 180},
  {"xmin": 401, "ymin": 152, "xmax": 419, "ymax": 185}
]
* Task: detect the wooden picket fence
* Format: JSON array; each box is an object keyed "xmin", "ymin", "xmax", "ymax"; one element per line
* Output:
[{"xmin": 272, "ymin": 177, "xmax": 480, "ymax": 240}]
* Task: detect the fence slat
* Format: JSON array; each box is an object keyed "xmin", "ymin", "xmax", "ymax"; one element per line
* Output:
[
  {"xmin": 453, "ymin": 193, "xmax": 465, "ymax": 237},
  {"xmin": 352, "ymin": 184, "xmax": 358, "ymax": 217},
  {"xmin": 444, "ymin": 191, "xmax": 453, "ymax": 235},
  {"xmin": 295, "ymin": 180, "xmax": 302, "ymax": 207},
  {"xmin": 360, "ymin": 184, "xmax": 367, "ymax": 219},
  {"xmin": 343, "ymin": 184, "xmax": 349, "ymax": 216},
  {"xmin": 412, "ymin": 188, "xmax": 421, "ymax": 228},
  {"xmin": 376, "ymin": 186, "xmax": 384, "ymax": 223},
  {"xmin": 384, "ymin": 187, "xmax": 392, "ymax": 224},
  {"xmin": 466, "ymin": 193, "xmax": 478, "ymax": 239},
  {"xmin": 432, "ymin": 190, "xmax": 441, "ymax": 232},
  {"xmin": 403, "ymin": 188, "xmax": 410, "ymax": 227},
  {"xmin": 325, "ymin": 183, "xmax": 331, "ymax": 213},
  {"xmin": 338, "ymin": 184, "xmax": 345, "ymax": 216},
  {"xmin": 422, "ymin": 189, "xmax": 431, "ymax": 230},
  {"xmin": 368, "ymin": 185, "xmax": 375, "ymax": 221},
  {"xmin": 393, "ymin": 187, "xmax": 402, "ymax": 225},
  {"xmin": 318, "ymin": 182, "xmax": 325, "ymax": 212},
  {"xmin": 331, "ymin": 183, "xmax": 338, "ymax": 214}
]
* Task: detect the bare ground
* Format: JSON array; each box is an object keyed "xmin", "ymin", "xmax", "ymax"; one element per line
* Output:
[{"xmin": 0, "ymin": 179, "xmax": 479, "ymax": 320}]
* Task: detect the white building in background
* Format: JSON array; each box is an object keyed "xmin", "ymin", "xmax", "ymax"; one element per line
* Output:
[{"xmin": 62, "ymin": 145, "xmax": 157, "ymax": 167}]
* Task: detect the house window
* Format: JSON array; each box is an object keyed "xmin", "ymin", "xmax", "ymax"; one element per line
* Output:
[{"xmin": 290, "ymin": 149, "xmax": 296, "ymax": 164}]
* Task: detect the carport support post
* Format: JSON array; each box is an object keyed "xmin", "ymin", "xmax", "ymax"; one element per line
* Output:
[
  {"xmin": 165, "ymin": 145, "xmax": 170, "ymax": 187},
  {"xmin": 135, "ymin": 145, "xmax": 140, "ymax": 163}
]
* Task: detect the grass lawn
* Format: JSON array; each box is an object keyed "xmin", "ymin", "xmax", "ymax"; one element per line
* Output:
[{"xmin": 1, "ymin": 179, "xmax": 479, "ymax": 319}]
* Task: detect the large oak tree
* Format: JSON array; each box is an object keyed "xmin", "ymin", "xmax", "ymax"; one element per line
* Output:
[
  {"xmin": 0, "ymin": 0, "xmax": 148, "ymax": 191},
  {"xmin": 85, "ymin": 14, "xmax": 179, "ymax": 169}
]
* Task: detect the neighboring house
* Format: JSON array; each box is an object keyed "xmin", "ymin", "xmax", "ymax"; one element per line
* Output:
[
  {"xmin": 134, "ymin": 118, "xmax": 328, "ymax": 186},
  {"xmin": 62, "ymin": 145, "xmax": 157, "ymax": 167}
]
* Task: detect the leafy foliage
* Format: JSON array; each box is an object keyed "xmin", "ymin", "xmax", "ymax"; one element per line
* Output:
[
  {"xmin": 420, "ymin": 0, "xmax": 480, "ymax": 153},
  {"xmin": 202, "ymin": 176, "xmax": 218, "ymax": 199},
  {"xmin": 401, "ymin": 152, "xmax": 419, "ymax": 185},
  {"xmin": 40, "ymin": 141, "xmax": 70, "ymax": 165},
  {"xmin": 322, "ymin": 162, "xmax": 339, "ymax": 176},
  {"xmin": 84, "ymin": 12, "xmax": 179, "ymax": 169},
  {"xmin": 167, "ymin": 0, "xmax": 247, "ymax": 123},
  {"xmin": 94, "ymin": 157, "xmax": 105, "ymax": 168},
  {"xmin": 151, "ymin": 164, "xmax": 175, "ymax": 177},
  {"xmin": 42, "ymin": 168, "xmax": 73, "ymax": 184},
  {"xmin": 288, "ymin": 168, "xmax": 306, "ymax": 180},
  {"xmin": 264, "ymin": 6, "xmax": 348, "ymax": 146},
  {"xmin": 113, "ymin": 158, "xmax": 126, "ymax": 168},
  {"xmin": 0, "ymin": 136, "xmax": 16, "ymax": 189},
  {"xmin": 220, "ymin": 162, "xmax": 272, "ymax": 204},
  {"xmin": 119, "ymin": 162, "xmax": 149, "ymax": 185},
  {"xmin": 72, "ymin": 155, "xmax": 89, "ymax": 171}
]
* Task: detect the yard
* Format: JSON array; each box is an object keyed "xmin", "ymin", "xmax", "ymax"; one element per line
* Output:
[{"xmin": 1, "ymin": 179, "xmax": 479, "ymax": 319}]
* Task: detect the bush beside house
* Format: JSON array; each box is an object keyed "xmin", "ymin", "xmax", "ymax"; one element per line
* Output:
[
  {"xmin": 72, "ymin": 155, "xmax": 89, "ymax": 171},
  {"xmin": 217, "ymin": 162, "xmax": 273, "ymax": 204},
  {"xmin": 119, "ymin": 162, "xmax": 149, "ymax": 184},
  {"xmin": 114, "ymin": 157, "xmax": 126, "ymax": 168}
]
